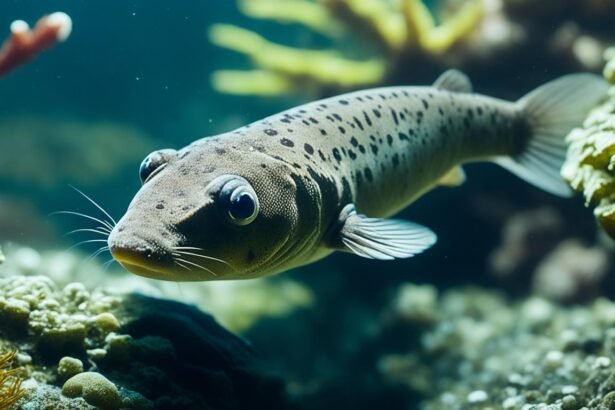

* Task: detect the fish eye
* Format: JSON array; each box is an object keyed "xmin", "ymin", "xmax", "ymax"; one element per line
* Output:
[
  {"xmin": 139, "ymin": 151, "xmax": 168, "ymax": 184},
  {"xmin": 220, "ymin": 179, "xmax": 259, "ymax": 225}
]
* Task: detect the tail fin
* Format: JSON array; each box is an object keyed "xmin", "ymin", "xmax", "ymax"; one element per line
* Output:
[{"xmin": 495, "ymin": 74, "xmax": 608, "ymax": 197}]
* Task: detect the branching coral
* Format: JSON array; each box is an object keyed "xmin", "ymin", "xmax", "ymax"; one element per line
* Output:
[
  {"xmin": 209, "ymin": 0, "xmax": 483, "ymax": 96},
  {"xmin": 0, "ymin": 12, "xmax": 72, "ymax": 77},
  {"xmin": 0, "ymin": 351, "xmax": 25, "ymax": 409},
  {"xmin": 562, "ymin": 48, "xmax": 615, "ymax": 239}
]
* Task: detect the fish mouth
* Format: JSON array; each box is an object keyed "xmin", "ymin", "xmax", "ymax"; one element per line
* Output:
[{"xmin": 110, "ymin": 246, "xmax": 173, "ymax": 281}]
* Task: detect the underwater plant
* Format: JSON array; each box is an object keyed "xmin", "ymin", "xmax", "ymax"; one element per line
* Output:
[
  {"xmin": 0, "ymin": 12, "xmax": 72, "ymax": 77},
  {"xmin": 209, "ymin": 0, "xmax": 484, "ymax": 96},
  {"xmin": 562, "ymin": 48, "xmax": 615, "ymax": 239},
  {"xmin": 0, "ymin": 351, "xmax": 25, "ymax": 409}
]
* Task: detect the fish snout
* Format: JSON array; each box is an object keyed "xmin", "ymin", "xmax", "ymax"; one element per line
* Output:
[{"xmin": 108, "ymin": 226, "xmax": 173, "ymax": 279}]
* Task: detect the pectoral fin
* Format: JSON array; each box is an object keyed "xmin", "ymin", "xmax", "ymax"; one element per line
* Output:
[
  {"xmin": 438, "ymin": 166, "xmax": 466, "ymax": 187},
  {"xmin": 332, "ymin": 204, "xmax": 437, "ymax": 260}
]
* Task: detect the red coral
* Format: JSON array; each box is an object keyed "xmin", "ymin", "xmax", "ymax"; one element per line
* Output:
[{"xmin": 0, "ymin": 12, "xmax": 72, "ymax": 77}]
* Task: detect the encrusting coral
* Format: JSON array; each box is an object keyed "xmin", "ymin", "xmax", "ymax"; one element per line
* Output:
[
  {"xmin": 0, "ymin": 12, "xmax": 72, "ymax": 77},
  {"xmin": 209, "ymin": 0, "xmax": 483, "ymax": 95},
  {"xmin": 562, "ymin": 48, "xmax": 615, "ymax": 239}
]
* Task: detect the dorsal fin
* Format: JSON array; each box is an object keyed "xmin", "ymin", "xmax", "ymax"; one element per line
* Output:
[{"xmin": 433, "ymin": 69, "xmax": 473, "ymax": 93}]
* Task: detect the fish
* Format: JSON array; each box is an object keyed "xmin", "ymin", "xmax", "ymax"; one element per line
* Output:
[{"xmin": 107, "ymin": 70, "xmax": 607, "ymax": 281}]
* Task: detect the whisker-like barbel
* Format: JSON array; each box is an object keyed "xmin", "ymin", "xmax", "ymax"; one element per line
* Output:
[
  {"xmin": 174, "ymin": 257, "xmax": 218, "ymax": 277},
  {"xmin": 171, "ymin": 249, "xmax": 231, "ymax": 267},
  {"xmin": 51, "ymin": 211, "xmax": 115, "ymax": 232},
  {"xmin": 67, "ymin": 239, "xmax": 109, "ymax": 251},
  {"xmin": 69, "ymin": 185, "xmax": 117, "ymax": 227},
  {"xmin": 63, "ymin": 227, "xmax": 112, "ymax": 238}
]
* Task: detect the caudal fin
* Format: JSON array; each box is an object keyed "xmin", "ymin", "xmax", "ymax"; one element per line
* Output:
[{"xmin": 496, "ymin": 74, "xmax": 608, "ymax": 197}]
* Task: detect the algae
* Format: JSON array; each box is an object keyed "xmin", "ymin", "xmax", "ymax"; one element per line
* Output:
[{"xmin": 562, "ymin": 49, "xmax": 615, "ymax": 239}]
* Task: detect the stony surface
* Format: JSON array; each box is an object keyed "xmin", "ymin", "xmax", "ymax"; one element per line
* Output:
[
  {"xmin": 379, "ymin": 284, "xmax": 615, "ymax": 410},
  {"xmin": 0, "ymin": 270, "xmax": 295, "ymax": 409}
]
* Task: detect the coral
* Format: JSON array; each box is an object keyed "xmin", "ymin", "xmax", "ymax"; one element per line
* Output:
[
  {"xmin": 57, "ymin": 357, "xmax": 84, "ymax": 381},
  {"xmin": 0, "ymin": 350, "xmax": 25, "ymax": 409},
  {"xmin": 0, "ymin": 117, "xmax": 155, "ymax": 189},
  {"xmin": 562, "ymin": 49, "xmax": 615, "ymax": 239},
  {"xmin": 62, "ymin": 372, "xmax": 122, "ymax": 410},
  {"xmin": 209, "ymin": 0, "xmax": 484, "ymax": 95},
  {"xmin": 0, "ymin": 12, "xmax": 72, "ymax": 77},
  {"xmin": 0, "ymin": 261, "xmax": 297, "ymax": 409}
]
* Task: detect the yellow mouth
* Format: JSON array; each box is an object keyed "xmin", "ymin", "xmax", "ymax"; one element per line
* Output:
[{"xmin": 111, "ymin": 248, "xmax": 170, "ymax": 280}]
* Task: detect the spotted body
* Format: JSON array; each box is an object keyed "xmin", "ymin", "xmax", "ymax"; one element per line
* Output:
[{"xmin": 108, "ymin": 70, "xmax": 607, "ymax": 281}]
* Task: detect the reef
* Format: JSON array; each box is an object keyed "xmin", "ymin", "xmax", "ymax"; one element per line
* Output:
[
  {"xmin": 562, "ymin": 49, "xmax": 615, "ymax": 240},
  {"xmin": 0, "ymin": 252, "xmax": 297, "ymax": 409},
  {"xmin": 209, "ymin": 0, "xmax": 613, "ymax": 97},
  {"xmin": 209, "ymin": 0, "xmax": 483, "ymax": 96}
]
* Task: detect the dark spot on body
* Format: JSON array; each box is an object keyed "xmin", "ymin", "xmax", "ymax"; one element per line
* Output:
[
  {"xmin": 364, "ymin": 167, "xmax": 373, "ymax": 182},
  {"xmin": 477, "ymin": 106, "xmax": 483, "ymax": 115},
  {"xmin": 156, "ymin": 203, "xmax": 165, "ymax": 210},
  {"xmin": 350, "ymin": 137, "xmax": 359, "ymax": 147},
  {"xmin": 339, "ymin": 99, "xmax": 349, "ymax": 105},
  {"xmin": 280, "ymin": 138, "xmax": 294, "ymax": 147},
  {"xmin": 309, "ymin": 117, "xmax": 319, "ymax": 124},
  {"xmin": 392, "ymin": 153, "xmax": 400, "ymax": 168},
  {"xmin": 370, "ymin": 144, "xmax": 379, "ymax": 155},
  {"xmin": 302, "ymin": 119, "xmax": 310, "ymax": 126},
  {"xmin": 320, "ymin": 129, "xmax": 327, "ymax": 136},
  {"xmin": 353, "ymin": 116, "xmax": 364, "ymax": 130},
  {"xmin": 304, "ymin": 143, "xmax": 314, "ymax": 155},
  {"xmin": 372, "ymin": 109, "xmax": 381, "ymax": 118},
  {"xmin": 399, "ymin": 132, "xmax": 409, "ymax": 141},
  {"xmin": 438, "ymin": 107, "xmax": 444, "ymax": 115},
  {"xmin": 281, "ymin": 119, "xmax": 291, "ymax": 124},
  {"xmin": 391, "ymin": 109, "xmax": 399, "ymax": 125},
  {"xmin": 293, "ymin": 163, "xmax": 302, "ymax": 169},
  {"xmin": 348, "ymin": 150, "xmax": 357, "ymax": 160},
  {"xmin": 333, "ymin": 113, "xmax": 342, "ymax": 121},
  {"xmin": 387, "ymin": 134, "xmax": 393, "ymax": 146},
  {"xmin": 358, "ymin": 145, "xmax": 366, "ymax": 154},
  {"xmin": 214, "ymin": 147, "xmax": 226, "ymax": 155},
  {"xmin": 332, "ymin": 148, "xmax": 342, "ymax": 162},
  {"xmin": 318, "ymin": 150, "xmax": 326, "ymax": 161},
  {"xmin": 264, "ymin": 129, "xmax": 278, "ymax": 136},
  {"xmin": 338, "ymin": 126, "xmax": 346, "ymax": 134},
  {"xmin": 422, "ymin": 99, "xmax": 429, "ymax": 109},
  {"xmin": 260, "ymin": 164, "xmax": 267, "ymax": 168},
  {"xmin": 363, "ymin": 111, "xmax": 372, "ymax": 126}
]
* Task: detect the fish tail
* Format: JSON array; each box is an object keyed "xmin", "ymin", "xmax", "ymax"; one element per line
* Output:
[{"xmin": 495, "ymin": 73, "xmax": 608, "ymax": 197}]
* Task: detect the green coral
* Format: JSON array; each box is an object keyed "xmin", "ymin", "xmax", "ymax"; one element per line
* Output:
[
  {"xmin": 210, "ymin": 0, "xmax": 484, "ymax": 96},
  {"xmin": 562, "ymin": 48, "xmax": 615, "ymax": 239}
]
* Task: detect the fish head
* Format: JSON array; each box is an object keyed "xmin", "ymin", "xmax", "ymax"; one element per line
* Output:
[{"xmin": 108, "ymin": 140, "xmax": 316, "ymax": 281}]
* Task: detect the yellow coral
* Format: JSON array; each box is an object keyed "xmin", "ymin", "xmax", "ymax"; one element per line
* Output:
[
  {"xmin": 0, "ymin": 351, "xmax": 25, "ymax": 409},
  {"xmin": 562, "ymin": 49, "xmax": 615, "ymax": 239},
  {"xmin": 210, "ymin": 0, "xmax": 484, "ymax": 96}
]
